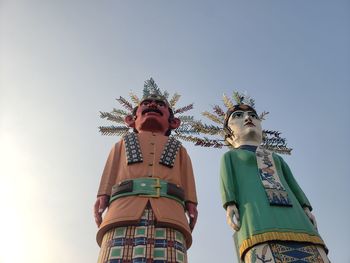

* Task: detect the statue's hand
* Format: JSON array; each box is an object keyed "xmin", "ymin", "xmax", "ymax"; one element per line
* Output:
[
  {"xmin": 226, "ymin": 204, "xmax": 240, "ymax": 231},
  {"xmin": 303, "ymin": 207, "xmax": 318, "ymax": 230},
  {"xmin": 185, "ymin": 202, "xmax": 198, "ymax": 232},
  {"xmin": 94, "ymin": 195, "xmax": 109, "ymax": 227}
]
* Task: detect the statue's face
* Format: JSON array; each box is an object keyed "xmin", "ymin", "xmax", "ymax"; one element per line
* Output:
[
  {"xmin": 227, "ymin": 110, "xmax": 262, "ymax": 147},
  {"xmin": 133, "ymin": 99, "xmax": 172, "ymax": 134}
]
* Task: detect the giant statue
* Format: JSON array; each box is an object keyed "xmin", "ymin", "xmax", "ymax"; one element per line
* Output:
[
  {"xmin": 191, "ymin": 92, "xmax": 329, "ymax": 262},
  {"xmin": 94, "ymin": 78, "xmax": 198, "ymax": 263}
]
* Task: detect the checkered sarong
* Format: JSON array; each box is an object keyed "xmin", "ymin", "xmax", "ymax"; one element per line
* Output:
[{"xmin": 97, "ymin": 207, "xmax": 187, "ymax": 263}]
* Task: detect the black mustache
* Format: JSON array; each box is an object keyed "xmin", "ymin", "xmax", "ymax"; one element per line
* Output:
[{"xmin": 142, "ymin": 108, "xmax": 163, "ymax": 116}]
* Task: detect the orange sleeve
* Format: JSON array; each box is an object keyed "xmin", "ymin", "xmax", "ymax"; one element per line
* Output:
[
  {"xmin": 179, "ymin": 146, "xmax": 198, "ymax": 204},
  {"xmin": 97, "ymin": 142, "xmax": 121, "ymax": 197}
]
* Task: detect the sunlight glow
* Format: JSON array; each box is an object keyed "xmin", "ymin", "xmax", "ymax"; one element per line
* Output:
[{"xmin": 0, "ymin": 132, "xmax": 52, "ymax": 263}]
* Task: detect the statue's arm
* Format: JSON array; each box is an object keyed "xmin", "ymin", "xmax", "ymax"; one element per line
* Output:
[
  {"xmin": 226, "ymin": 203, "xmax": 240, "ymax": 231},
  {"xmin": 94, "ymin": 143, "xmax": 120, "ymax": 226},
  {"xmin": 180, "ymin": 147, "xmax": 198, "ymax": 231},
  {"xmin": 279, "ymin": 156, "xmax": 317, "ymax": 228},
  {"xmin": 279, "ymin": 156, "xmax": 312, "ymax": 209},
  {"xmin": 220, "ymin": 153, "xmax": 240, "ymax": 231},
  {"xmin": 94, "ymin": 195, "xmax": 110, "ymax": 227},
  {"xmin": 303, "ymin": 206, "xmax": 318, "ymax": 229}
]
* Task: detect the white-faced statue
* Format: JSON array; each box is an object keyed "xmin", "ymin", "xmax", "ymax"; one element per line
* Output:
[{"xmin": 224, "ymin": 104, "xmax": 262, "ymax": 148}]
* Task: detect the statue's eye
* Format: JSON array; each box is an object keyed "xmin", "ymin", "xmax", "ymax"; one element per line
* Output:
[
  {"xmin": 156, "ymin": 101, "xmax": 166, "ymax": 107},
  {"xmin": 232, "ymin": 111, "xmax": 243, "ymax": 118},
  {"xmin": 249, "ymin": 112, "xmax": 259, "ymax": 119},
  {"xmin": 141, "ymin": 100, "xmax": 151, "ymax": 106}
]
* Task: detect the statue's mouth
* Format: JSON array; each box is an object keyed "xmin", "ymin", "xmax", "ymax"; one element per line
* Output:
[
  {"xmin": 244, "ymin": 121, "xmax": 255, "ymax": 127},
  {"xmin": 142, "ymin": 108, "xmax": 163, "ymax": 116}
]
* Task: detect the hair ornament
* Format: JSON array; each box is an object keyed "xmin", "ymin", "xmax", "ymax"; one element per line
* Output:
[
  {"xmin": 98, "ymin": 78, "xmax": 196, "ymax": 139},
  {"xmin": 180, "ymin": 91, "xmax": 292, "ymax": 154}
]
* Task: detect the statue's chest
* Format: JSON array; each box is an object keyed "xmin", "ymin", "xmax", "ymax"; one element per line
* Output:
[{"xmin": 123, "ymin": 133, "xmax": 181, "ymax": 168}]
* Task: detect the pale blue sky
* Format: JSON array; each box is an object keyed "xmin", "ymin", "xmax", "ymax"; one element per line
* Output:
[{"xmin": 1, "ymin": 1, "xmax": 349, "ymax": 262}]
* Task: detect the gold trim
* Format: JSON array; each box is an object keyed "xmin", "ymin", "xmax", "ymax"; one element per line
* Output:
[
  {"xmin": 239, "ymin": 231, "xmax": 326, "ymax": 259},
  {"xmin": 139, "ymin": 178, "xmax": 161, "ymax": 198}
]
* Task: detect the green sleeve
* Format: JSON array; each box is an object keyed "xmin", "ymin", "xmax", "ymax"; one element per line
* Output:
[
  {"xmin": 278, "ymin": 156, "xmax": 312, "ymax": 210},
  {"xmin": 220, "ymin": 153, "xmax": 237, "ymax": 209}
]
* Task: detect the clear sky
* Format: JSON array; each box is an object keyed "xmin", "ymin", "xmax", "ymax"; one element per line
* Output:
[{"xmin": 1, "ymin": 0, "xmax": 349, "ymax": 262}]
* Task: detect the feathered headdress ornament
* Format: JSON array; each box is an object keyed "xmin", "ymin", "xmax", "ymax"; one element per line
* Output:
[
  {"xmin": 99, "ymin": 78, "xmax": 198, "ymax": 138},
  {"xmin": 178, "ymin": 91, "xmax": 292, "ymax": 154}
]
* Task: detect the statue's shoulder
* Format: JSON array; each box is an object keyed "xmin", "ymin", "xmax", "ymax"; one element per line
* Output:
[
  {"xmin": 168, "ymin": 135, "xmax": 182, "ymax": 144},
  {"xmin": 109, "ymin": 132, "xmax": 135, "ymax": 151},
  {"xmin": 271, "ymin": 151, "xmax": 284, "ymax": 161},
  {"xmin": 168, "ymin": 136, "xmax": 186, "ymax": 154},
  {"xmin": 111, "ymin": 139, "xmax": 124, "ymax": 150},
  {"xmin": 221, "ymin": 149, "xmax": 239, "ymax": 159}
]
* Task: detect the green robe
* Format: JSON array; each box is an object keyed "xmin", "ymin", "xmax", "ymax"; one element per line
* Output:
[{"xmin": 220, "ymin": 148, "xmax": 326, "ymax": 259}]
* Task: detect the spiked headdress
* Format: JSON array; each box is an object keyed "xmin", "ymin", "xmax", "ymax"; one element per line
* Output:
[
  {"xmin": 178, "ymin": 91, "xmax": 292, "ymax": 154},
  {"xmin": 99, "ymin": 78, "xmax": 197, "ymax": 138}
]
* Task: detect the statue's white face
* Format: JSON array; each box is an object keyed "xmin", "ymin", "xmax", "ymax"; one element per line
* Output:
[{"xmin": 227, "ymin": 110, "xmax": 263, "ymax": 148}]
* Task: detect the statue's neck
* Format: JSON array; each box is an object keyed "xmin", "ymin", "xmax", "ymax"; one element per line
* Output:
[{"xmin": 237, "ymin": 145, "xmax": 258, "ymax": 152}]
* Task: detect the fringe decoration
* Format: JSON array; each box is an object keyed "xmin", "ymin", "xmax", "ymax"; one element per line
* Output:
[
  {"xmin": 163, "ymin": 90, "xmax": 169, "ymax": 99},
  {"xmin": 99, "ymin": 111, "xmax": 125, "ymax": 124},
  {"xmin": 178, "ymin": 115, "xmax": 195, "ymax": 123},
  {"xmin": 116, "ymin": 96, "xmax": 133, "ymax": 112},
  {"xmin": 112, "ymin": 108, "xmax": 129, "ymax": 116},
  {"xmin": 212, "ymin": 105, "xmax": 225, "ymax": 117},
  {"xmin": 192, "ymin": 121, "xmax": 222, "ymax": 135},
  {"xmin": 174, "ymin": 104, "xmax": 194, "ymax": 114},
  {"xmin": 263, "ymin": 145, "xmax": 292, "ymax": 155},
  {"xmin": 202, "ymin": 111, "xmax": 224, "ymax": 125},
  {"xmin": 232, "ymin": 91, "xmax": 243, "ymax": 105},
  {"xmin": 232, "ymin": 91, "xmax": 256, "ymax": 107},
  {"xmin": 262, "ymin": 130, "xmax": 292, "ymax": 155},
  {"xmin": 223, "ymin": 94, "xmax": 234, "ymax": 109},
  {"xmin": 175, "ymin": 120, "xmax": 200, "ymax": 134},
  {"xmin": 174, "ymin": 134, "xmax": 224, "ymax": 148},
  {"xmin": 129, "ymin": 92, "xmax": 140, "ymax": 105},
  {"xmin": 244, "ymin": 95, "xmax": 255, "ymax": 108},
  {"xmin": 99, "ymin": 126, "xmax": 130, "ymax": 136},
  {"xmin": 169, "ymin": 93, "xmax": 181, "ymax": 108},
  {"xmin": 143, "ymin": 78, "xmax": 162, "ymax": 97},
  {"xmin": 259, "ymin": 111, "xmax": 269, "ymax": 120}
]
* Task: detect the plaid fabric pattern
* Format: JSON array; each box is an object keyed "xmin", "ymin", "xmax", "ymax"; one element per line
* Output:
[{"xmin": 98, "ymin": 208, "xmax": 187, "ymax": 263}]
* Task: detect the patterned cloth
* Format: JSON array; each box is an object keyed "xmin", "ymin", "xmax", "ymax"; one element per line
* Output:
[
  {"xmin": 256, "ymin": 146, "xmax": 292, "ymax": 206},
  {"xmin": 244, "ymin": 241, "xmax": 329, "ymax": 263},
  {"xmin": 98, "ymin": 207, "xmax": 187, "ymax": 263}
]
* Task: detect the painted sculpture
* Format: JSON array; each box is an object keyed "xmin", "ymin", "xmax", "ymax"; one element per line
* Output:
[
  {"xmin": 188, "ymin": 92, "xmax": 329, "ymax": 262},
  {"xmin": 94, "ymin": 78, "xmax": 198, "ymax": 263}
]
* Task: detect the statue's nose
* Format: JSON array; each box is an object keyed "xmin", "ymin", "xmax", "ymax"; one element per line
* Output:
[{"xmin": 148, "ymin": 101, "xmax": 158, "ymax": 107}]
